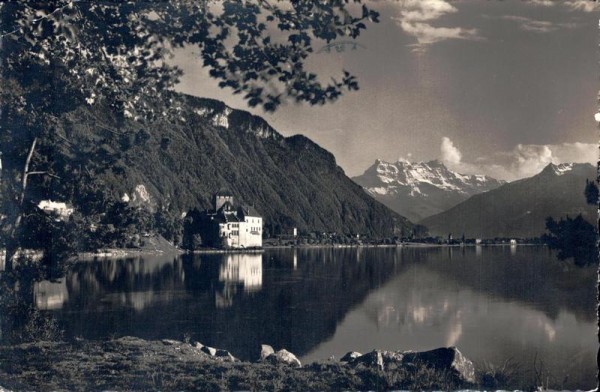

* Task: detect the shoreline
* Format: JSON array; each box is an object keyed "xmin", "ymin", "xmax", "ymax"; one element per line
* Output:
[
  {"xmin": 0, "ymin": 336, "xmax": 504, "ymax": 391},
  {"xmin": 77, "ymin": 242, "xmax": 545, "ymax": 259},
  {"xmin": 1, "ymin": 243, "xmax": 546, "ymax": 266}
]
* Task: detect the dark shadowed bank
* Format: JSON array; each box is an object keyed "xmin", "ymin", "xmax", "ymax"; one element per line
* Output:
[{"xmin": 0, "ymin": 337, "xmax": 524, "ymax": 391}]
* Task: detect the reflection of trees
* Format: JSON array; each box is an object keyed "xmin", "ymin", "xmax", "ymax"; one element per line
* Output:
[
  {"xmin": 61, "ymin": 256, "xmax": 185, "ymax": 311},
  {"xmin": 0, "ymin": 260, "xmax": 65, "ymax": 344}
]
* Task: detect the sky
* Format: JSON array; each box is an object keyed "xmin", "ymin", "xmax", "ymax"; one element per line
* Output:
[{"xmin": 173, "ymin": 0, "xmax": 599, "ymax": 181}]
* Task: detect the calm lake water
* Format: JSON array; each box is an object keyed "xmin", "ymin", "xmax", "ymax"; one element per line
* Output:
[{"xmin": 27, "ymin": 246, "xmax": 597, "ymax": 389}]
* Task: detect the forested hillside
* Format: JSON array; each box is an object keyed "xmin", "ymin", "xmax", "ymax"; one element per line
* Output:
[{"xmin": 32, "ymin": 93, "xmax": 412, "ymax": 239}]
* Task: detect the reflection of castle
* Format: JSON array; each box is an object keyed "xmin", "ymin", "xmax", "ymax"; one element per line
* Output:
[
  {"xmin": 216, "ymin": 254, "xmax": 263, "ymax": 308},
  {"xmin": 197, "ymin": 193, "xmax": 263, "ymax": 249},
  {"xmin": 219, "ymin": 254, "xmax": 263, "ymax": 291}
]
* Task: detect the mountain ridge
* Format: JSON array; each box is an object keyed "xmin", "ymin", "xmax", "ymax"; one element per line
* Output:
[
  {"xmin": 418, "ymin": 162, "xmax": 596, "ymax": 238},
  {"xmin": 46, "ymin": 93, "xmax": 414, "ymax": 238},
  {"xmin": 352, "ymin": 159, "xmax": 505, "ymax": 222}
]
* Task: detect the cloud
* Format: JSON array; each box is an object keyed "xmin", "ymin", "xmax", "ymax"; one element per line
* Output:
[
  {"xmin": 391, "ymin": 0, "xmax": 482, "ymax": 53},
  {"xmin": 440, "ymin": 137, "xmax": 462, "ymax": 165},
  {"xmin": 501, "ymin": 15, "xmax": 578, "ymax": 33},
  {"xmin": 439, "ymin": 137, "xmax": 596, "ymax": 181},
  {"xmin": 528, "ymin": 0, "xmax": 600, "ymax": 12},
  {"xmin": 566, "ymin": 0, "xmax": 600, "ymax": 12}
]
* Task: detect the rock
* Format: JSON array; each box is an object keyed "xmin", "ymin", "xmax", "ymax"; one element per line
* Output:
[
  {"xmin": 349, "ymin": 350, "xmax": 404, "ymax": 371},
  {"xmin": 340, "ymin": 351, "xmax": 362, "ymax": 362},
  {"xmin": 161, "ymin": 339, "xmax": 180, "ymax": 346},
  {"xmin": 402, "ymin": 347, "xmax": 475, "ymax": 383},
  {"xmin": 193, "ymin": 342, "xmax": 204, "ymax": 349},
  {"xmin": 266, "ymin": 349, "xmax": 302, "ymax": 368},
  {"xmin": 350, "ymin": 350, "xmax": 384, "ymax": 371},
  {"xmin": 201, "ymin": 346, "xmax": 217, "ymax": 356},
  {"xmin": 259, "ymin": 344, "xmax": 274, "ymax": 361},
  {"xmin": 215, "ymin": 349, "xmax": 237, "ymax": 362},
  {"xmin": 381, "ymin": 350, "xmax": 404, "ymax": 369}
]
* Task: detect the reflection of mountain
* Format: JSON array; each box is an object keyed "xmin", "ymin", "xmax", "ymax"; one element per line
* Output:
[
  {"xmin": 31, "ymin": 246, "xmax": 593, "ymax": 375},
  {"xmin": 420, "ymin": 246, "xmax": 596, "ymax": 322},
  {"xmin": 307, "ymin": 261, "xmax": 595, "ymax": 390},
  {"xmin": 361, "ymin": 246, "xmax": 594, "ymax": 325},
  {"xmin": 36, "ymin": 249, "xmax": 404, "ymax": 360},
  {"xmin": 181, "ymin": 248, "xmax": 406, "ymax": 359}
]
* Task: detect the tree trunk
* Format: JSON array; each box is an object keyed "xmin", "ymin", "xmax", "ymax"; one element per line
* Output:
[{"xmin": 4, "ymin": 137, "xmax": 38, "ymax": 271}]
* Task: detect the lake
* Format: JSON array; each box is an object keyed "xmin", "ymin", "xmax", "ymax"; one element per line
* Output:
[{"xmin": 23, "ymin": 246, "xmax": 597, "ymax": 389}]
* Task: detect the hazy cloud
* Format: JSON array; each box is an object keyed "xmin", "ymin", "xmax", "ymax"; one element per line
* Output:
[
  {"xmin": 391, "ymin": 0, "xmax": 481, "ymax": 52},
  {"xmin": 501, "ymin": 15, "xmax": 578, "ymax": 33},
  {"xmin": 529, "ymin": 0, "xmax": 600, "ymax": 12},
  {"xmin": 439, "ymin": 138, "xmax": 596, "ymax": 181}
]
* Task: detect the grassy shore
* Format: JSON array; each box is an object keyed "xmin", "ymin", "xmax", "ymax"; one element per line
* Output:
[{"xmin": 0, "ymin": 337, "xmax": 531, "ymax": 391}]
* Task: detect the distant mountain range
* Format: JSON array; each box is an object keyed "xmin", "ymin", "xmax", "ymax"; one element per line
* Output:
[
  {"xmin": 50, "ymin": 93, "xmax": 413, "ymax": 238},
  {"xmin": 352, "ymin": 159, "xmax": 504, "ymax": 222},
  {"xmin": 419, "ymin": 163, "xmax": 596, "ymax": 238}
]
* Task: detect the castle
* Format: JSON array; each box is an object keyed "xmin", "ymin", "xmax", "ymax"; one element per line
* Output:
[{"xmin": 190, "ymin": 192, "xmax": 262, "ymax": 249}]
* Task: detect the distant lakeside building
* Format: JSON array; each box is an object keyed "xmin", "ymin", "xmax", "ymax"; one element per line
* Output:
[
  {"xmin": 37, "ymin": 200, "xmax": 74, "ymax": 219},
  {"xmin": 185, "ymin": 192, "xmax": 263, "ymax": 249}
]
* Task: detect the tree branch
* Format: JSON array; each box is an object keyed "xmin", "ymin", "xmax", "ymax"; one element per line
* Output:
[
  {"xmin": 0, "ymin": 1, "xmax": 75, "ymax": 39},
  {"xmin": 27, "ymin": 171, "xmax": 60, "ymax": 179}
]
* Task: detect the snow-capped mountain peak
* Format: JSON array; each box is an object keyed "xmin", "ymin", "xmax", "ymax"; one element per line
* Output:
[
  {"xmin": 546, "ymin": 162, "xmax": 574, "ymax": 176},
  {"xmin": 363, "ymin": 159, "xmax": 501, "ymax": 195},
  {"xmin": 352, "ymin": 159, "xmax": 505, "ymax": 222}
]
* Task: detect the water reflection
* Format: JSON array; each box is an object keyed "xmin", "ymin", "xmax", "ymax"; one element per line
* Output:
[
  {"xmin": 219, "ymin": 254, "xmax": 262, "ymax": 292},
  {"xmin": 302, "ymin": 247, "xmax": 596, "ymax": 389},
  {"xmin": 34, "ymin": 280, "xmax": 68, "ymax": 310},
  {"xmin": 13, "ymin": 246, "xmax": 597, "ymax": 389},
  {"xmin": 217, "ymin": 254, "xmax": 262, "ymax": 308}
]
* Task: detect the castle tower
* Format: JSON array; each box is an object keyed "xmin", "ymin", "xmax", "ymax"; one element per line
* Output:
[{"xmin": 214, "ymin": 192, "xmax": 234, "ymax": 211}]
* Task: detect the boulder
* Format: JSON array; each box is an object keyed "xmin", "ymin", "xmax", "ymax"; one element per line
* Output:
[
  {"xmin": 350, "ymin": 350, "xmax": 403, "ymax": 371},
  {"xmin": 350, "ymin": 350, "xmax": 383, "ymax": 371},
  {"xmin": 402, "ymin": 347, "xmax": 475, "ymax": 383},
  {"xmin": 381, "ymin": 350, "xmax": 404, "ymax": 369},
  {"xmin": 215, "ymin": 349, "xmax": 237, "ymax": 362},
  {"xmin": 259, "ymin": 344, "xmax": 274, "ymax": 361},
  {"xmin": 161, "ymin": 339, "xmax": 180, "ymax": 346},
  {"xmin": 340, "ymin": 351, "xmax": 362, "ymax": 362},
  {"xmin": 266, "ymin": 349, "xmax": 302, "ymax": 368},
  {"xmin": 201, "ymin": 346, "xmax": 217, "ymax": 356}
]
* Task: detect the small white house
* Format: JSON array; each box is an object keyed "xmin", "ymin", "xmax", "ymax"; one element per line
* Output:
[{"xmin": 37, "ymin": 200, "xmax": 74, "ymax": 218}]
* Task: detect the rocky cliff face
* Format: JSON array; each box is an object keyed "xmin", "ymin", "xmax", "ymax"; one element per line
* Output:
[{"xmin": 352, "ymin": 159, "xmax": 504, "ymax": 222}]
